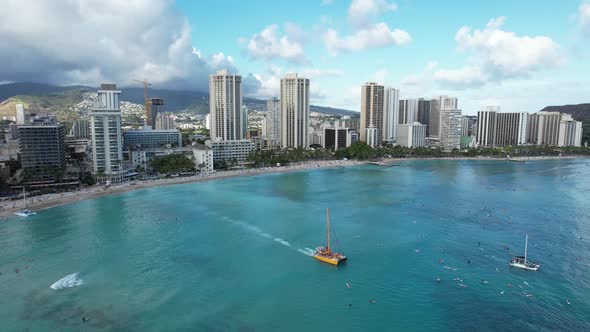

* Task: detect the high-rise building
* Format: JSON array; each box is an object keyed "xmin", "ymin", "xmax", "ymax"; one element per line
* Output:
[
  {"xmin": 90, "ymin": 84, "xmax": 123, "ymax": 178},
  {"xmin": 495, "ymin": 112, "xmax": 528, "ymax": 147},
  {"xmin": 476, "ymin": 110, "xmax": 497, "ymax": 147},
  {"xmin": 439, "ymin": 95, "xmax": 458, "ymax": 110},
  {"xmin": 242, "ymin": 105, "xmax": 248, "ymax": 140},
  {"xmin": 16, "ymin": 104, "xmax": 25, "ymax": 125},
  {"xmin": 440, "ymin": 109, "xmax": 462, "ymax": 151},
  {"xmin": 205, "ymin": 114, "xmax": 210, "ymax": 130},
  {"xmin": 281, "ymin": 74, "xmax": 309, "ymax": 148},
  {"xmin": 383, "ymin": 88, "xmax": 399, "ymax": 143},
  {"xmin": 156, "ymin": 113, "xmax": 175, "ymax": 130},
  {"xmin": 146, "ymin": 98, "xmax": 164, "ymax": 129},
  {"xmin": 461, "ymin": 116, "xmax": 470, "ymax": 137},
  {"xmin": 70, "ymin": 119, "xmax": 90, "ymax": 139},
  {"xmin": 209, "ymin": 69, "xmax": 244, "ymax": 141},
  {"xmin": 417, "ymin": 99, "xmax": 431, "ymax": 136},
  {"xmin": 429, "ymin": 95, "xmax": 458, "ymax": 141},
  {"xmin": 18, "ymin": 124, "xmax": 66, "ymax": 180},
  {"xmin": 360, "ymin": 83, "xmax": 384, "ymax": 145},
  {"xmin": 527, "ymin": 112, "xmax": 563, "ymax": 146},
  {"xmin": 429, "ymin": 99, "xmax": 441, "ymax": 138},
  {"xmin": 460, "ymin": 116, "xmax": 477, "ymax": 137},
  {"xmin": 558, "ymin": 114, "xmax": 583, "ymax": 147},
  {"xmin": 266, "ymin": 97, "xmax": 281, "ymax": 143},
  {"xmin": 396, "ymin": 122, "xmax": 426, "ymax": 148},
  {"xmin": 399, "ymin": 99, "xmax": 418, "ymax": 124},
  {"xmin": 477, "ymin": 110, "xmax": 529, "ymax": 147}
]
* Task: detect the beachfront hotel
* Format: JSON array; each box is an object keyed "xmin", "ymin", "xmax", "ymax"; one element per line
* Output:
[
  {"xmin": 18, "ymin": 123, "xmax": 66, "ymax": 180},
  {"xmin": 209, "ymin": 69, "xmax": 244, "ymax": 141},
  {"xmin": 383, "ymin": 88, "xmax": 399, "ymax": 144},
  {"xmin": 396, "ymin": 122, "xmax": 426, "ymax": 148},
  {"xmin": 122, "ymin": 127, "xmax": 182, "ymax": 150},
  {"xmin": 90, "ymin": 84, "xmax": 123, "ymax": 181},
  {"xmin": 205, "ymin": 139, "xmax": 255, "ymax": 164},
  {"xmin": 280, "ymin": 74, "xmax": 309, "ymax": 149},
  {"xmin": 440, "ymin": 109, "xmax": 462, "ymax": 151},
  {"xmin": 360, "ymin": 83, "xmax": 384, "ymax": 145}
]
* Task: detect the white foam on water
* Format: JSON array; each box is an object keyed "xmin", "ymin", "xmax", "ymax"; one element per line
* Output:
[
  {"xmin": 50, "ymin": 272, "xmax": 83, "ymax": 290},
  {"xmin": 297, "ymin": 248, "xmax": 316, "ymax": 256},
  {"xmin": 273, "ymin": 238, "xmax": 291, "ymax": 247}
]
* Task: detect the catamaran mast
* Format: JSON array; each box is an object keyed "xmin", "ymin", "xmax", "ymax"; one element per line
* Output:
[
  {"xmin": 524, "ymin": 234, "xmax": 529, "ymax": 264},
  {"xmin": 326, "ymin": 208, "xmax": 330, "ymax": 251},
  {"xmin": 22, "ymin": 187, "xmax": 26, "ymax": 209}
]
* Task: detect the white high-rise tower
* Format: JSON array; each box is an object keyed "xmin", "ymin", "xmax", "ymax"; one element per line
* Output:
[
  {"xmin": 90, "ymin": 84, "xmax": 123, "ymax": 180},
  {"xmin": 209, "ymin": 69, "xmax": 244, "ymax": 141},
  {"xmin": 383, "ymin": 88, "xmax": 399, "ymax": 143},
  {"xmin": 280, "ymin": 74, "xmax": 309, "ymax": 148}
]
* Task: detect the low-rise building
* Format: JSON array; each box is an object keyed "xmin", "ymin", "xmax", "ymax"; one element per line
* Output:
[
  {"xmin": 205, "ymin": 139, "xmax": 255, "ymax": 165},
  {"xmin": 123, "ymin": 126, "xmax": 182, "ymax": 150},
  {"xmin": 396, "ymin": 122, "xmax": 426, "ymax": 148},
  {"xmin": 322, "ymin": 127, "xmax": 357, "ymax": 149},
  {"xmin": 193, "ymin": 147, "xmax": 214, "ymax": 173},
  {"xmin": 366, "ymin": 125, "xmax": 378, "ymax": 148}
]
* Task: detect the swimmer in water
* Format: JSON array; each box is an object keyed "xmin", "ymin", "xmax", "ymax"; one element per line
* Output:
[
  {"xmin": 566, "ymin": 299, "xmax": 571, "ymax": 305},
  {"xmin": 368, "ymin": 299, "xmax": 377, "ymax": 304},
  {"xmin": 82, "ymin": 317, "xmax": 89, "ymax": 322},
  {"xmin": 436, "ymin": 277, "xmax": 441, "ymax": 283},
  {"xmin": 346, "ymin": 282, "xmax": 351, "ymax": 288}
]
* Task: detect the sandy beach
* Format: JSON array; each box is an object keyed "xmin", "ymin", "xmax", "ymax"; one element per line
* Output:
[
  {"xmin": 0, "ymin": 159, "xmax": 364, "ymax": 218},
  {"xmin": 1, "ymin": 155, "xmax": 587, "ymax": 219}
]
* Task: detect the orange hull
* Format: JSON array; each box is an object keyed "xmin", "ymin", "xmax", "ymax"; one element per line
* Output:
[{"xmin": 313, "ymin": 253, "xmax": 347, "ymax": 265}]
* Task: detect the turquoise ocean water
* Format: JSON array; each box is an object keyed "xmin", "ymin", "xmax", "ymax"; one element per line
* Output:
[{"xmin": 1, "ymin": 159, "xmax": 589, "ymax": 331}]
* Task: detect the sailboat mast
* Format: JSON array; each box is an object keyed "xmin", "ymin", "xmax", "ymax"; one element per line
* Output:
[
  {"xmin": 524, "ymin": 234, "xmax": 529, "ymax": 264},
  {"xmin": 326, "ymin": 208, "xmax": 330, "ymax": 250},
  {"xmin": 23, "ymin": 187, "xmax": 26, "ymax": 209}
]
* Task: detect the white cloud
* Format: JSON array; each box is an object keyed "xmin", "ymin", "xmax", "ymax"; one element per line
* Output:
[
  {"xmin": 579, "ymin": 1, "xmax": 590, "ymax": 35},
  {"xmin": 348, "ymin": 0, "xmax": 398, "ymax": 29},
  {"xmin": 324, "ymin": 22, "xmax": 411, "ymax": 55},
  {"xmin": 300, "ymin": 68, "xmax": 343, "ymax": 78},
  {"xmin": 0, "ymin": 0, "xmax": 240, "ymax": 91},
  {"xmin": 399, "ymin": 61, "xmax": 438, "ymax": 98},
  {"xmin": 434, "ymin": 17, "xmax": 563, "ymax": 89},
  {"xmin": 433, "ymin": 66, "xmax": 487, "ymax": 89},
  {"xmin": 243, "ymin": 24, "xmax": 306, "ymax": 63},
  {"xmin": 210, "ymin": 52, "xmax": 234, "ymax": 67}
]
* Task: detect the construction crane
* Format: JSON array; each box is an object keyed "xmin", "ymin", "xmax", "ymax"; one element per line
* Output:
[{"xmin": 132, "ymin": 79, "xmax": 152, "ymax": 104}]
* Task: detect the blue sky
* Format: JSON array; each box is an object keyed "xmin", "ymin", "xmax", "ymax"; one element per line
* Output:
[
  {"xmin": 176, "ymin": 0, "xmax": 590, "ymax": 114},
  {"xmin": 1, "ymin": 0, "xmax": 590, "ymax": 115}
]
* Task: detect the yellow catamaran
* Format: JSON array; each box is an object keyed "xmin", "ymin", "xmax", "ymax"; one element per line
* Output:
[{"xmin": 313, "ymin": 208, "xmax": 347, "ymax": 265}]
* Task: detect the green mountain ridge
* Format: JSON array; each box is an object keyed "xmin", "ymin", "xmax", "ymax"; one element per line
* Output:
[{"xmin": 0, "ymin": 82, "xmax": 358, "ymax": 118}]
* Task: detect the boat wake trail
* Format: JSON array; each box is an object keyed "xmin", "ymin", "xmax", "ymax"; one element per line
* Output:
[
  {"xmin": 220, "ymin": 216, "xmax": 312, "ymax": 257},
  {"xmin": 50, "ymin": 272, "xmax": 83, "ymax": 290},
  {"xmin": 297, "ymin": 248, "xmax": 316, "ymax": 256},
  {"xmin": 273, "ymin": 238, "xmax": 291, "ymax": 247}
]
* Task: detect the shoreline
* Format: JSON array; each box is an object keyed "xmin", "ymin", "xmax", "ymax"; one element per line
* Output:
[
  {"xmin": 1, "ymin": 155, "xmax": 587, "ymax": 219},
  {"xmin": 0, "ymin": 159, "xmax": 364, "ymax": 218}
]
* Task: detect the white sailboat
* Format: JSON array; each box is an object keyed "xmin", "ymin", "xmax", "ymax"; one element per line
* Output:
[
  {"xmin": 14, "ymin": 187, "xmax": 36, "ymax": 217},
  {"xmin": 509, "ymin": 234, "xmax": 539, "ymax": 271}
]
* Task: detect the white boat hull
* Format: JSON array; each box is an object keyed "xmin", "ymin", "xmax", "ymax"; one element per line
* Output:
[
  {"xmin": 14, "ymin": 210, "xmax": 36, "ymax": 217},
  {"xmin": 509, "ymin": 262, "xmax": 539, "ymax": 271}
]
